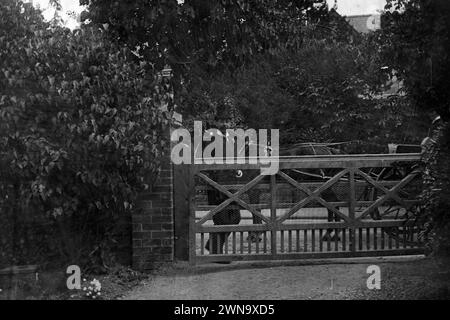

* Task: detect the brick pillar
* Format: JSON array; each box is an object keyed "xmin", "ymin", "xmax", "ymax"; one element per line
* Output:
[{"xmin": 132, "ymin": 135, "xmax": 174, "ymax": 270}]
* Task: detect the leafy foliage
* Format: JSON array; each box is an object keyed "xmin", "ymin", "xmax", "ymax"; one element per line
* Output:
[
  {"xmin": 179, "ymin": 33, "xmax": 431, "ymax": 152},
  {"xmin": 82, "ymin": 0, "xmax": 331, "ymax": 116},
  {"xmin": 379, "ymin": 0, "xmax": 450, "ymax": 120},
  {"xmin": 419, "ymin": 121, "xmax": 450, "ymax": 255},
  {"xmin": 84, "ymin": 0, "xmax": 423, "ymax": 152},
  {"xmin": 0, "ymin": 0, "xmax": 172, "ymax": 268},
  {"xmin": 82, "ymin": 0, "xmax": 327, "ymax": 73},
  {"xmin": 379, "ymin": 0, "xmax": 450, "ymax": 255}
]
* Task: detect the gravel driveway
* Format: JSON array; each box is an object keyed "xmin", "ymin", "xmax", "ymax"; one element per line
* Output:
[{"xmin": 122, "ymin": 256, "xmax": 450, "ymax": 300}]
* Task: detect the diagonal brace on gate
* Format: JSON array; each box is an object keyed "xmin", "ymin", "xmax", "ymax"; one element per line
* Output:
[
  {"xmin": 357, "ymin": 168, "xmax": 419, "ymax": 220},
  {"xmin": 196, "ymin": 172, "xmax": 270, "ymax": 225},
  {"xmin": 277, "ymin": 169, "xmax": 351, "ymax": 223}
]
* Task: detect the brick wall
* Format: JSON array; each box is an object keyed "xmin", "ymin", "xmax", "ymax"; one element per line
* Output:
[{"xmin": 132, "ymin": 148, "xmax": 174, "ymax": 270}]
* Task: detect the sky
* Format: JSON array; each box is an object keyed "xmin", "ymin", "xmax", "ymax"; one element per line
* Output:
[
  {"xmin": 32, "ymin": 0, "xmax": 387, "ymax": 29},
  {"xmin": 327, "ymin": 0, "xmax": 386, "ymax": 16},
  {"xmin": 30, "ymin": 0, "xmax": 84, "ymax": 29}
]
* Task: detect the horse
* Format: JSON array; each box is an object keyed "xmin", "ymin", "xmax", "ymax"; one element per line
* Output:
[{"xmin": 204, "ymin": 169, "xmax": 242, "ymax": 254}]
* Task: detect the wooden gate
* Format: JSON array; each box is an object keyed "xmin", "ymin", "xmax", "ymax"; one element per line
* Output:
[{"xmin": 185, "ymin": 154, "xmax": 424, "ymax": 264}]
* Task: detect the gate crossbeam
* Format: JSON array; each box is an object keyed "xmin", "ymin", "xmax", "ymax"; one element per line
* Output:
[
  {"xmin": 196, "ymin": 172, "xmax": 269, "ymax": 225},
  {"xmin": 358, "ymin": 169, "xmax": 418, "ymax": 220},
  {"xmin": 277, "ymin": 169, "xmax": 351, "ymax": 223}
]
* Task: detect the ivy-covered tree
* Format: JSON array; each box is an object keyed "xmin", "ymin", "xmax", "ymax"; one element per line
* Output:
[{"xmin": 0, "ymin": 0, "xmax": 172, "ymax": 268}]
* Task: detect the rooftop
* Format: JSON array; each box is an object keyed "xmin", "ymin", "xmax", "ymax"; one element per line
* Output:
[{"xmin": 345, "ymin": 14, "xmax": 381, "ymax": 33}]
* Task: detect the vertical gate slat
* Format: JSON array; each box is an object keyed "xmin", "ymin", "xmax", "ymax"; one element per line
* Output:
[
  {"xmin": 209, "ymin": 232, "xmax": 213, "ymax": 253},
  {"xmin": 224, "ymin": 233, "xmax": 229, "ymax": 255},
  {"xmin": 403, "ymin": 228, "xmax": 407, "ymax": 248},
  {"xmin": 374, "ymin": 227, "xmax": 378, "ymax": 250},
  {"xmin": 256, "ymin": 233, "xmax": 260, "ymax": 254},
  {"xmin": 327, "ymin": 231, "xmax": 331, "ymax": 252},
  {"xmin": 312, "ymin": 229, "xmax": 315, "ymax": 252},
  {"xmin": 342, "ymin": 229, "xmax": 346, "ymax": 251},
  {"xmin": 395, "ymin": 232, "xmax": 400, "ymax": 249},
  {"xmin": 200, "ymin": 233, "xmax": 204, "ymax": 255},
  {"xmin": 410, "ymin": 227, "xmax": 415, "ymax": 248},
  {"xmin": 263, "ymin": 232, "xmax": 267, "ymax": 253},
  {"xmin": 288, "ymin": 230, "xmax": 292, "ymax": 253},
  {"xmin": 366, "ymin": 228, "xmax": 371, "ymax": 250},
  {"xmin": 319, "ymin": 229, "xmax": 323, "ymax": 252},
  {"xmin": 303, "ymin": 230, "xmax": 308, "ymax": 252},
  {"xmin": 358, "ymin": 228, "xmax": 363, "ymax": 251},
  {"xmin": 334, "ymin": 229, "xmax": 339, "ymax": 251},
  {"xmin": 217, "ymin": 233, "xmax": 221, "ymax": 254},
  {"xmin": 388, "ymin": 232, "xmax": 393, "ymax": 249}
]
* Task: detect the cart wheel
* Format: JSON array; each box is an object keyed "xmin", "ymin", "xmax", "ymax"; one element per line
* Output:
[{"xmin": 368, "ymin": 166, "xmax": 421, "ymax": 246}]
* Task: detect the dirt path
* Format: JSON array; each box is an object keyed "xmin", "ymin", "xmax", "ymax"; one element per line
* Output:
[{"xmin": 122, "ymin": 256, "xmax": 450, "ymax": 300}]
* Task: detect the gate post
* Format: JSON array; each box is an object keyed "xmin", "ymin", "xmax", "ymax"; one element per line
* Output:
[
  {"xmin": 188, "ymin": 165, "xmax": 196, "ymax": 265},
  {"xmin": 132, "ymin": 150, "xmax": 174, "ymax": 270},
  {"xmin": 173, "ymin": 164, "xmax": 191, "ymax": 261},
  {"xmin": 132, "ymin": 113, "xmax": 183, "ymax": 270}
]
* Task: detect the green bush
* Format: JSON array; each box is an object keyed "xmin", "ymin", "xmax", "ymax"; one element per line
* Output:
[
  {"xmin": 419, "ymin": 121, "xmax": 450, "ymax": 255},
  {"xmin": 0, "ymin": 0, "xmax": 172, "ymax": 269},
  {"xmin": 380, "ymin": 0, "xmax": 450, "ymax": 256}
]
